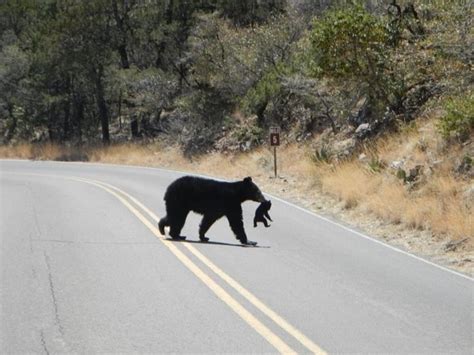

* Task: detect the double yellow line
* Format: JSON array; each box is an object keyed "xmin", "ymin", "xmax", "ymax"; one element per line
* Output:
[{"xmin": 23, "ymin": 173, "xmax": 326, "ymax": 354}]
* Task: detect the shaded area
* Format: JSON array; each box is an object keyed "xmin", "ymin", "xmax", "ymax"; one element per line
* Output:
[{"xmin": 166, "ymin": 237, "xmax": 270, "ymax": 249}]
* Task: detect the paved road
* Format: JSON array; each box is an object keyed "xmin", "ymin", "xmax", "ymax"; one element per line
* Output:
[{"xmin": 1, "ymin": 160, "xmax": 472, "ymax": 354}]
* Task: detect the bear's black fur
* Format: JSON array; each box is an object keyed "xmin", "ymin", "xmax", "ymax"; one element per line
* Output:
[
  {"xmin": 254, "ymin": 200, "xmax": 272, "ymax": 228},
  {"xmin": 158, "ymin": 176, "xmax": 265, "ymax": 245}
]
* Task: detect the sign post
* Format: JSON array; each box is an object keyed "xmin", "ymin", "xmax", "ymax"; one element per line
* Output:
[{"xmin": 270, "ymin": 127, "xmax": 280, "ymax": 178}]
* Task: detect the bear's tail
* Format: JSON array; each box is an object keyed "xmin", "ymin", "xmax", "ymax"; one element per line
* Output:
[{"xmin": 158, "ymin": 216, "xmax": 168, "ymax": 236}]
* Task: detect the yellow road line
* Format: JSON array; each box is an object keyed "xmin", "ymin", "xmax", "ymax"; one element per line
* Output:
[
  {"xmin": 183, "ymin": 245, "xmax": 326, "ymax": 354},
  {"xmin": 81, "ymin": 177, "xmax": 327, "ymax": 355},
  {"xmin": 69, "ymin": 177, "xmax": 296, "ymax": 354}
]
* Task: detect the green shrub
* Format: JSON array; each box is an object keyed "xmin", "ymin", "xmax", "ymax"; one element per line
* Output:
[
  {"xmin": 308, "ymin": 4, "xmax": 404, "ymax": 115},
  {"xmin": 367, "ymin": 156, "xmax": 386, "ymax": 173},
  {"xmin": 309, "ymin": 5, "xmax": 388, "ymax": 81},
  {"xmin": 241, "ymin": 69, "xmax": 282, "ymax": 119},
  {"xmin": 311, "ymin": 145, "xmax": 332, "ymax": 164},
  {"xmin": 437, "ymin": 94, "xmax": 474, "ymax": 141},
  {"xmin": 232, "ymin": 122, "xmax": 264, "ymax": 147}
]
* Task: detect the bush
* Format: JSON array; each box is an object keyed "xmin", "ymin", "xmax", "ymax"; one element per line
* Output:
[
  {"xmin": 241, "ymin": 68, "xmax": 282, "ymax": 122},
  {"xmin": 437, "ymin": 94, "xmax": 474, "ymax": 141},
  {"xmin": 311, "ymin": 145, "xmax": 332, "ymax": 164},
  {"xmin": 231, "ymin": 121, "xmax": 264, "ymax": 149},
  {"xmin": 308, "ymin": 4, "xmax": 406, "ymax": 123},
  {"xmin": 309, "ymin": 5, "xmax": 388, "ymax": 82}
]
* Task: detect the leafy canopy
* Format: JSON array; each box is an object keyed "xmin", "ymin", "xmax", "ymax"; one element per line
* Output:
[{"xmin": 309, "ymin": 5, "xmax": 388, "ymax": 80}]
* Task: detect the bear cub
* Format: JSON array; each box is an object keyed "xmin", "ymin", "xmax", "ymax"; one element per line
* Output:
[{"xmin": 254, "ymin": 200, "xmax": 272, "ymax": 228}]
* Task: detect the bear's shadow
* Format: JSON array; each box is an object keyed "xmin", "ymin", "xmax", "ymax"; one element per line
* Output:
[{"xmin": 166, "ymin": 238, "xmax": 270, "ymax": 248}]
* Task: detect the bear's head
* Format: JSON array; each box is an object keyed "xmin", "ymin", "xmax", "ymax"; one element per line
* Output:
[{"xmin": 241, "ymin": 177, "xmax": 266, "ymax": 203}]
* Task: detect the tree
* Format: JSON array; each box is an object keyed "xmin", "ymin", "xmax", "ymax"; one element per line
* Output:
[
  {"xmin": 55, "ymin": 1, "xmax": 115, "ymax": 144},
  {"xmin": 308, "ymin": 4, "xmax": 405, "ymax": 125},
  {"xmin": 0, "ymin": 41, "xmax": 31, "ymax": 142},
  {"xmin": 309, "ymin": 5, "xmax": 389, "ymax": 98}
]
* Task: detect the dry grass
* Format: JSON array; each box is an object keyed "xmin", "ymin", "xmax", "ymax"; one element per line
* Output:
[
  {"xmin": 0, "ymin": 142, "xmax": 88, "ymax": 161},
  {"xmin": 0, "ymin": 142, "xmax": 35, "ymax": 159},
  {"xmin": 318, "ymin": 162, "xmax": 472, "ymax": 240},
  {"xmin": 315, "ymin": 116, "xmax": 473, "ymax": 244}
]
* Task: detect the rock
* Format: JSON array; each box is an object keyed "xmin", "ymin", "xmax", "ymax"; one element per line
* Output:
[
  {"xmin": 241, "ymin": 140, "xmax": 252, "ymax": 151},
  {"xmin": 340, "ymin": 125, "xmax": 355, "ymax": 138},
  {"xmin": 349, "ymin": 97, "xmax": 370, "ymax": 127},
  {"xmin": 406, "ymin": 165, "xmax": 423, "ymax": 182},
  {"xmin": 390, "ymin": 160, "xmax": 405, "ymax": 169},
  {"xmin": 333, "ymin": 138, "xmax": 356, "ymax": 159},
  {"xmin": 400, "ymin": 81, "xmax": 439, "ymax": 121},
  {"xmin": 358, "ymin": 153, "xmax": 367, "ymax": 161},
  {"xmin": 355, "ymin": 123, "xmax": 371, "ymax": 139}
]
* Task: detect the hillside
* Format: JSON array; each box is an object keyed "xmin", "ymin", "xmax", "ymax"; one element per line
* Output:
[{"xmin": 1, "ymin": 1, "xmax": 472, "ymax": 273}]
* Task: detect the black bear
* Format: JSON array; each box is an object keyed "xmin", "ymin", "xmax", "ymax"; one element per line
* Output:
[
  {"xmin": 254, "ymin": 200, "xmax": 272, "ymax": 228},
  {"xmin": 158, "ymin": 176, "xmax": 265, "ymax": 245}
]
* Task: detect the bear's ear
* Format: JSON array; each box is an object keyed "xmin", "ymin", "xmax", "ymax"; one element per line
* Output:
[{"xmin": 243, "ymin": 176, "xmax": 252, "ymax": 183}]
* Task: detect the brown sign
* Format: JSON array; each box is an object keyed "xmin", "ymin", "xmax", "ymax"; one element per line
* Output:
[
  {"xmin": 270, "ymin": 133, "xmax": 280, "ymax": 146},
  {"xmin": 269, "ymin": 127, "xmax": 280, "ymax": 177}
]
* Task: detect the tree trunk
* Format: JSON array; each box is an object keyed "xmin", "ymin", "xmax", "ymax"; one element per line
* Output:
[
  {"xmin": 47, "ymin": 108, "xmax": 55, "ymax": 141},
  {"xmin": 118, "ymin": 44, "xmax": 130, "ymax": 69},
  {"xmin": 111, "ymin": 0, "xmax": 134, "ymax": 137},
  {"xmin": 95, "ymin": 66, "xmax": 110, "ymax": 144},
  {"xmin": 131, "ymin": 117, "xmax": 139, "ymax": 137},
  {"xmin": 74, "ymin": 94, "xmax": 84, "ymax": 141},
  {"xmin": 5, "ymin": 103, "xmax": 17, "ymax": 142},
  {"xmin": 256, "ymin": 99, "xmax": 268, "ymax": 126},
  {"xmin": 63, "ymin": 101, "xmax": 70, "ymax": 141}
]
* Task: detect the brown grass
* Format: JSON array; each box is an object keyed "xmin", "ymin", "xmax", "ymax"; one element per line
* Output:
[
  {"xmin": 0, "ymin": 142, "xmax": 35, "ymax": 159},
  {"xmin": 0, "ymin": 142, "xmax": 88, "ymax": 161},
  {"xmin": 318, "ymin": 162, "xmax": 472, "ymax": 240},
  {"xmin": 315, "ymin": 115, "xmax": 473, "ymax": 242}
]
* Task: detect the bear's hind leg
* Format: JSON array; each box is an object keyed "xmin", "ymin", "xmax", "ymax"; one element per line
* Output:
[
  {"xmin": 169, "ymin": 211, "xmax": 188, "ymax": 240},
  {"xmin": 158, "ymin": 216, "xmax": 169, "ymax": 235},
  {"xmin": 199, "ymin": 213, "xmax": 221, "ymax": 242}
]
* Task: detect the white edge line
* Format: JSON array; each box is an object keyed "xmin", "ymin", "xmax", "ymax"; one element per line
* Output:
[{"xmin": 1, "ymin": 158, "xmax": 473, "ymax": 281}]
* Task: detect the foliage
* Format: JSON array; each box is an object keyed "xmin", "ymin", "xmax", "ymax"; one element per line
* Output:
[
  {"xmin": 241, "ymin": 69, "xmax": 282, "ymax": 120},
  {"xmin": 216, "ymin": 0, "xmax": 286, "ymax": 26},
  {"xmin": 232, "ymin": 122, "xmax": 264, "ymax": 148},
  {"xmin": 310, "ymin": 5, "xmax": 411, "ymax": 114},
  {"xmin": 311, "ymin": 145, "xmax": 332, "ymax": 164},
  {"xmin": 309, "ymin": 5, "xmax": 388, "ymax": 81},
  {"xmin": 0, "ymin": 0, "xmax": 472, "ymax": 156},
  {"xmin": 367, "ymin": 155, "xmax": 386, "ymax": 173},
  {"xmin": 437, "ymin": 94, "xmax": 474, "ymax": 141}
]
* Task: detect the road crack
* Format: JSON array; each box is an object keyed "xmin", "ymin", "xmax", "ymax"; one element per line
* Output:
[
  {"xmin": 43, "ymin": 252, "xmax": 64, "ymax": 336},
  {"xmin": 26, "ymin": 182, "xmax": 43, "ymax": 253},
  {"xmin": 40, "ymin": 330, "xmax": 50, "ymax": 355}
]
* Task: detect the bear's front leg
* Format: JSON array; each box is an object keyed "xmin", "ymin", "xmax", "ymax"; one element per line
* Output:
[
  {"xmin": 264, "ymin": 211, "xmax": 273, "ymax": 222},
  {"xmin": 263, "ymin": 218, "xmax": 270, "ymax": 228},
  {"xmin": 226, "ymin": 208, "xmax": 257, "ymax": 246}
]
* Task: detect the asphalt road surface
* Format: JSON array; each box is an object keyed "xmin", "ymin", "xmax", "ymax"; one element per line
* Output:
[{"xmin": 1, "ymin": 160, "xmax": 472, "ymax": 354}]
